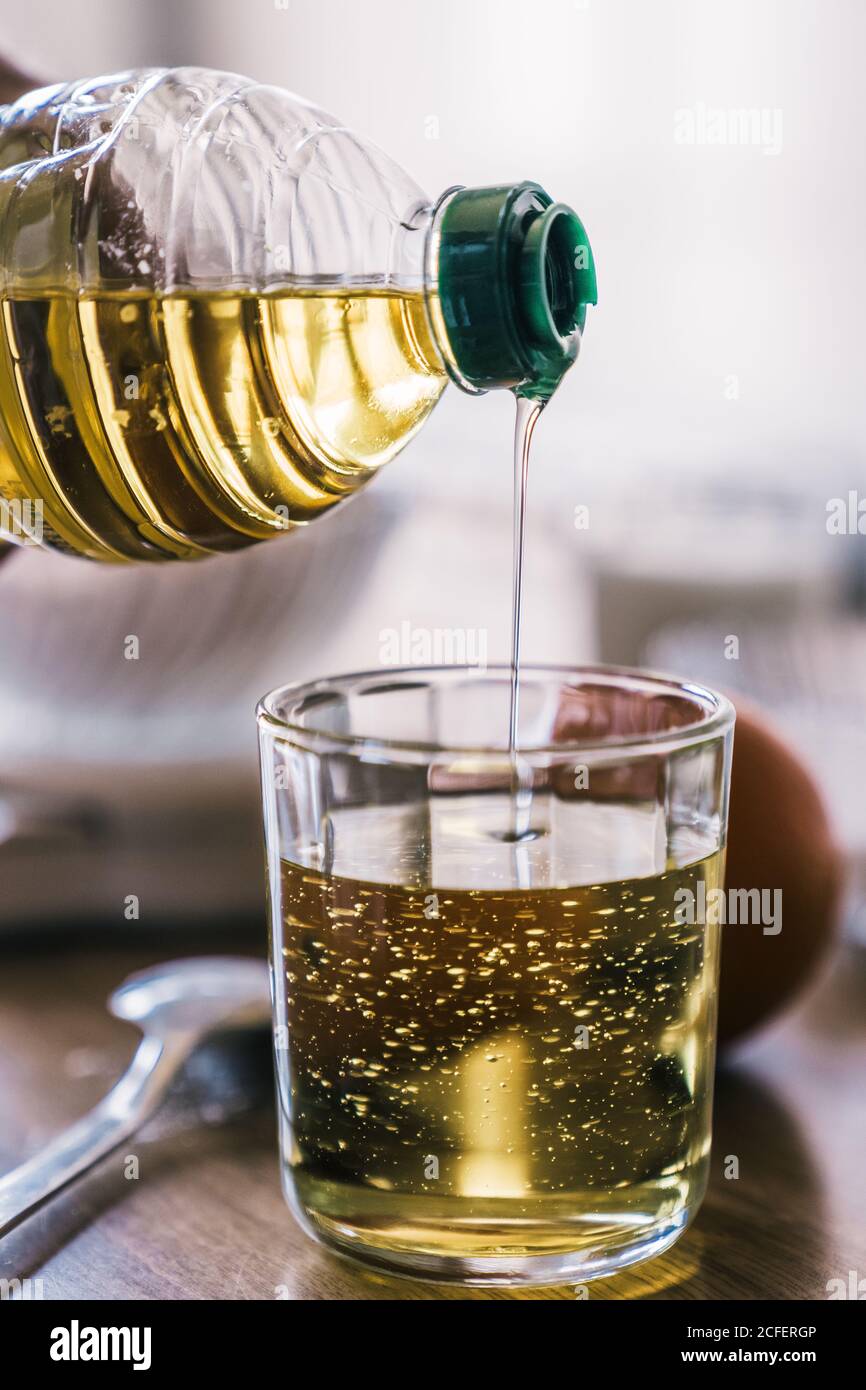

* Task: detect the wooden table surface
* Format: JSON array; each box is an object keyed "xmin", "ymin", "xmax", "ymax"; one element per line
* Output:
[{"xmin": 1, "ymin": 926, "xmax": 864, "ymax": 1301}]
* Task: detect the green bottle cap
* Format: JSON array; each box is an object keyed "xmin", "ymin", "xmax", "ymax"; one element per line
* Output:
[{"xmin": 435, "ymin": 182, "xmax": 597, "ymax": 400}]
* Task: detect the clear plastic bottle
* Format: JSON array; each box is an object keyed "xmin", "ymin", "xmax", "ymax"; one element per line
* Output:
[{"xmin": 0, "ymin": 67, "xmax": 596, "ymax": 562}]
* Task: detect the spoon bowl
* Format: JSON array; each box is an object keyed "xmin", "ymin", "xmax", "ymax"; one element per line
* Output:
[
  {"xmin": 0, "ymin": 954, "xmax": 273, "ymax": 1242},
  {"xmin": 109, "ymin": 956, "xmax": 271, "ymax": 1035}
]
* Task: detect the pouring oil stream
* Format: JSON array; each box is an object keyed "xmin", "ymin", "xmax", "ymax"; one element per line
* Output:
[{"xmin": 506, "ymin": 394, "xmax": 543, "ymax": 853}]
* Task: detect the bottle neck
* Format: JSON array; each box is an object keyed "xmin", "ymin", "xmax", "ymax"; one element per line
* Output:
[
  {"xmin": 423, "ymin": 182, "xmax": 597, "ymax": 403},
  {"xmin": 422, "ymin": 187, "xmax": 485, "ymax": 396}
]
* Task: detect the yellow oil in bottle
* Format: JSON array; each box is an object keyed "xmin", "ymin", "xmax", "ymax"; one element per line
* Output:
[{"xmin": 0, "ymin": 287, "xmax": 446, "ymax": 560}]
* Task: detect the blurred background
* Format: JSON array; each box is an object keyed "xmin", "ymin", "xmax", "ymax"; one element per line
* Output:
[{"xmin": 0, "ymin": 0, "xmax": 864, "ymax": 932}]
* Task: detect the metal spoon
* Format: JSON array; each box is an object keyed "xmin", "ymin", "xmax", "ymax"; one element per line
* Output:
[{"xmin": 0, "ymin": 955, "xmax": 271, "ymax": 1240}]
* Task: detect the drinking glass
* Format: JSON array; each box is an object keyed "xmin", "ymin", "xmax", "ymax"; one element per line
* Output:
[{"xmin": 257, "ymin": 664, "xmax": 735, "ymax": 1286}]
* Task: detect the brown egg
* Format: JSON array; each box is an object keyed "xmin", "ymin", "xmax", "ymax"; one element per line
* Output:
[{"xmin": 719, "ymin": 701, "xmax": 844, "ymax": 1045}]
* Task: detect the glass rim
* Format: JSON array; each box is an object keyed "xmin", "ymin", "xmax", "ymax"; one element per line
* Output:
[{"xmin": 256, "ymin": 662, "xmax": 736, "ymax": 762}]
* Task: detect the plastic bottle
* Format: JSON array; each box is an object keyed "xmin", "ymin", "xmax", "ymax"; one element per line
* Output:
[{"xmin": 0, "ymin": 67, "xmax": 595, "ymax": 561}]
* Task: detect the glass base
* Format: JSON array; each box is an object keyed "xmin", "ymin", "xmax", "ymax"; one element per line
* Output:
[{"xmin": 284, "ymin": 1179, "xmax": 695, "ymax": 1288}]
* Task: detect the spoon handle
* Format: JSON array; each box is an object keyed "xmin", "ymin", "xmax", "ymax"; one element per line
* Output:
[{"xmin": 0, "ymin": 1031, "xmax": 191, "ymax": 1239}]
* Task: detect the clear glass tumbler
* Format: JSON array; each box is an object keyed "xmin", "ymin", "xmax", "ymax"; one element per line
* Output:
[{"xmin": 257, "ymin": 665, "xmax": 735, "ymax": 1286}]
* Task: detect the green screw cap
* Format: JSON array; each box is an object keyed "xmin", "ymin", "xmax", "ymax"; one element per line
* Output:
[{"xmin": 435, "ymin": 182, "xmax": 597, "ymax": 401}]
